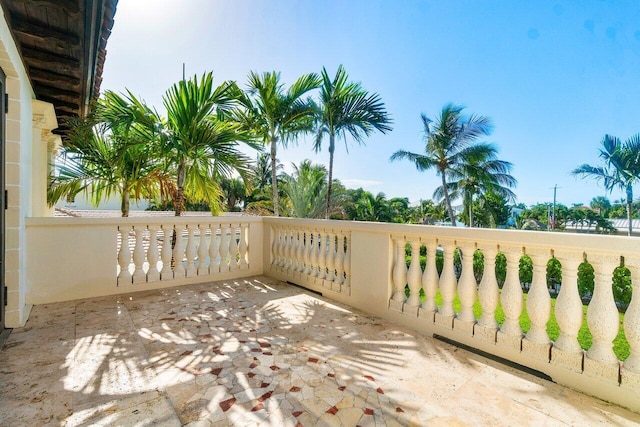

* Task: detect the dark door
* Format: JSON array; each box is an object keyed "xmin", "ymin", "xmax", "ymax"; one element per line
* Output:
[{"xmin": 0, "ymin": 68, "xmax": 6, "ymax": 330}]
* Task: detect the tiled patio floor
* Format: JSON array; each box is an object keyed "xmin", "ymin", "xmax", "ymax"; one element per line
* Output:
[{"xmin": 1, "ymin": 276, "xmax": 639, "ymax": 426}]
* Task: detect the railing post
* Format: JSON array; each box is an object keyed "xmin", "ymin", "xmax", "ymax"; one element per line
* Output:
[
  {"xmin": 117, "ymin": 225, "xmax": 132, "ymax": 285},
  {"xmin": 343, "ymin": 233, "xmax": 351, "ymax": 295},
  {"xmin": 317, "ymin": 232, "xmax": 327, "ymax": 281},
  {"xmin": 209, "ymin": 223, "xmax": 221, "ymax": 274},
  {"xmin": 405, "ymin": 238, "xmax": 422, "ymax": 314},
  {"xmin": 229, "ymin": 224, "xmax": 239, "ymax": 271},
  {"xmin": 219, "ymin": 224, "xmax": 230, "ymax": 273},
  {"xmin": 238, "ymin": 223, "xmax": 249, "ymax": 270},
  {"xmin": 197, "ymin": 223, "xmax": 210, "ymax": 276},
  {"xmin": 585, "ymin": 254, "xmax": 620, "ymax": 383},
  {"xmin": 309, "ymin": 230, "xmax": 319, "ymax": 278},
  {"xmin": 132, "ymin": 225, "xmax": 146, "ymax": 284},
  {"xmin": 622, "ymin": 257, "xmax": 640, "ymax": 388},
  {"xmin": 419, "ymin": 240, "xmax": 438, "ymax": 321},
  {"xmin": 185, "ymin": 224, "xmax": 197, "ymax": 277},
  {"xmin": 389, "ymin": 237, "xmax": 407, "ymax": 312},
  {"xmin": 476, "ymin": 245, "xmax": 499, "ymax": 343},
  {"xmin": 455, "ymin": 242, "xmax": 477, "ymax": 333},
  {"xmin": 335, "ymin": 232, "xmax": 345, "ymax": 288},
  {"xmin": 436, "ymin": 240, "xmax": 457, "ymax": 328},
  {"xmin": 325, "ymin": 231, "xmax": 337, "ymax": 288},
  {"xmin": 498, "ymin": 247, "xmax": 524, "ymax": 350},
  {"xmin": 551, "ymin": 253, "xmax": 584, "ymax": 372},
  {"xmin": 147, "ymin": 225, "xmax": 160, "ymax": 282},
  {"xmin": 521, "ymin": 250, "xmax": 552, "ymax": 360},
  {"xmin": 160, "ymin": 224, "xmax": 173, "ymax": 280},
  {"xmin": 173, "ymin": 224, "xmax": 185, "ymax": 277}
]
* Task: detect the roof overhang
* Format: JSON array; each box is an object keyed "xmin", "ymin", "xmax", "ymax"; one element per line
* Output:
[{"xmin": 0, "ymin": 0, "xmax": 118, "ymax": 135}]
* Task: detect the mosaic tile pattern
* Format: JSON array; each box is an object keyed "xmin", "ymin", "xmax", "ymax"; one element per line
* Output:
[{"xmin": 1, "ymin": 276, "xmax": 640, "ymax": 426}]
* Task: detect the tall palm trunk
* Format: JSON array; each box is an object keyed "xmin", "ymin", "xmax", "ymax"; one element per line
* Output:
[
  {"xmin": 626, "ymin": 185, "xmax": 633, "ymax": 236},
  {"xmin": 175, "ymin": 161, "xmax": 186, "ymax": 217},
  {"xmin": 441, "ymin": 172, "xmax": 457, "ymax": 226},
  {"xmin": 270, "ymin": 136, "xmax": 279, "ymax": 216},
  {"xmin": 466, "ymin": 193, "xmax": 474, "ymax": 228},
  {"xmin": 121, "ymin": 191, "xmax": 130, "ymax": 217},
  {"xmin": 325, "ymin": 133, "xmax": 336, "ymax": 219}
]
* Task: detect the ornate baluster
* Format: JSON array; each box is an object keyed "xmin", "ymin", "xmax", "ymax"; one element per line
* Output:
[
  {"xmin": 117, "ymin": 226, "xmax": 132, "ymax": 285},
  {"xmin": 160, "ymin": 224, "xmax": 173, "ymax": 280},
  {"xmin": 551, "ymin": 253, "xmax": 584, "ymax": 371},
  {"xmin": 278, "ymin": 228, "xmax": 286, "ymax": 269},
  {"xmin": 437, "ymin": 241, "xmax": 457, "ymax": 324},
  {"xmin": 623, "ymin": 259, "xmax": 640, "ymax": 374},
  {"xmin": 270, "ymin": 225, "xmax": 277, "ymax": 267},
  {"xmin": 173, "ymin": 224, "xmax": 185, "ymax": 277},
  {"xmin": 309, "ymin": 231, "xmax": 319, "ymax": 277},
  {"xmin": 585, "ymin": 254, "xmax": 620, "ymax": 381},
  {"xmin": 185, "ymin": 224, "xmax": 197, "ymax": 277},
  {"xmin": 477, "ymin": 246, "xmax": 499, "ymax": 342},
  {"xmin": 498, "ymin": 248, "xmax": 524, "ymax": 348},
  {"xmin": 304, "ymin": 231, "xmax": 313, "ymax": 275},
  {"xmin": 456, "ymin": 243, "xmax": 477, "ymax": 328},
  {"xmin": 523, "ymin": 251, "xmax": 552, "ymax": 356},
  {"xmin": 326, "ymin": 232, "xmax": 337, "ymax": 287},
  {"xmin": 317, "ymin": 232, "xmax": 327, "ymax": 281},
  {"xmin": 390, "ymin": 237, "xmax": 407, "ymax": 311},
  {"xmin": 209, "ymin": 223, "xmax": 221, "ymax": 274},
  {"xmin": 238, "ymin": 223, "xmax": 249, "ymax": 269},
  {"xmin": 421, "ymin": 241, "xmax": 439, "ymax": 317},
  {"xmin": 132, "ymin": 226, "xmax": 146, "ymax": 284},
  {"xmin": 219, "ymin": 224, "xmax": 230, "ymax": 273},
  {"xmin": 296, "ymin": 231, "xmax": 305, "ymax": 274},
  {"xmin": 343, "ymin": 233, "xmax": 351, "ymax": 295},
  {"xmin": 405, "ymin": 239, "xmax": 422, "ymax": 313},
  {"xmin": 197, "ymin": 223, "xmax": 210, "ymax": 276},
  {"xmin": 147, "ymin": 225, "xmax": 160, "ymax": 282},
  {"xmin": 335, "ymin": 232, "xmax": 345, "ymax": 288},
  {"xmin": 229, "ymin": 223, "xmax": 239, "ymax": 271}
]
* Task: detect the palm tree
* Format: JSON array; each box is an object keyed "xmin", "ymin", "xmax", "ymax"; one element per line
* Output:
[
  {"xmin": 314, "ymin": 65, "xmax": 392, "ymax": 219},
  {"xmin": 48, "ymin": 91, "xmax": 167, "ymax": 217},
  {"xmin": 590, "ymin": 196, "xmax": 611, "ymax": 216},
  {"xmin": 238, "ymin": 71, "xmax": 320, "ymax": 216},
  {"xmin": 433, "ymin": 144, "xmax": 516, "ymax": 227},
  {"xmin": 282, "ymin": 160, "xmax": 328, "ymax": 218},
  {"xmin": 572, "ymin": 134, "xmax": 640, "ymax": 236},
  {"xmin": 390, "ymin": 104, "xmax": 493, "ymax": 226},
  {"xmin": 161, "ymin": 72, "xmax": 257, "ymax": 216},
  {"xmin": 219, "ymin": 177, "xmax": 247, "ymax": 211}
]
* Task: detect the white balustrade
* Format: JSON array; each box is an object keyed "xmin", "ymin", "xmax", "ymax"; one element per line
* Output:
[
  {"xmin": 131, "ymin": 226, "xmax": 146, "ymax": 284},
  {"xmin": 229, "ymin": 224, "xmax": 239, "ymax": 271},
  {"xmin": 586, "ymin": 255, "xmax": 620, "ymax": 367},
  {"xmin": 197, "ymin": 224, "xmax": 209, "ymax": 276},
  {"xmin": 310, "ymin": 231, "xmax": 319, "ymax": 277},
  {"xmin": 173, "ymin": 224, "xmax": 186, "ymax": 277},
  {"xmin": 499, "ymin": 248, "xmax": 524, "ymax": 339},
  {"xmin": 185, "ymin": 224, "xmax": 197, "ymax": 277},
  {"xmin": 147, "ymin": 226, "xmax": 160, "ymax": 282},
  {"xmin": 160, "ymin": 225, "xmax": 173, "ymax": 280},
  {"xmin": 524, "ymin": 252, "xmax": 551, "ymax": 345},
  {"xmin": 326, "ymin": 232, "xmax": 336, "ymax": 284},
  {"xmin": 438, "ymin": 242, "xmax": 457, "ymax": 318},
  {"xmin": 317, "ymin": 232, "xmax": 327, "ymax": 280},
  {"xmin": 335, "ymin": 232, "xmax": 345, "ymax": 286},
  {"xmin": 624, "ymin": 261, "xmax": 640, "ymax": 373},
  {"xmin": 343, "ymin": 234, "xmax": 351, "ymax": 293},
  {"xmin": 239, "ymin": 224, "xmax": 248, "ymax": 269},
  {"xmin": 219, "ymin": 224, "xmax": 230, "ymax": 273},
  {"xmin": 209, "ymin": 223, "xmax": 221, "ymax": 273},
  {"xmin": 391, "ymin": 238, "xmax": 407, "ymax": 304},
  {"xmin": 457, "ymin": 243, "xmax": 477, "ymax": 323},
  {"xmin": 477, "ymin": 246, "xmax": 499, "ymax": 333},
  {"xmin": 117, "ymin": 226, "xmax": 132, "ymax": 285},
  {"xmin": 421, "ymin": 241, "xmax": 439, "ymax": 314},
  {"xmin": 406, "ymin": 239, "xmax": 422, "ymax": 308}
]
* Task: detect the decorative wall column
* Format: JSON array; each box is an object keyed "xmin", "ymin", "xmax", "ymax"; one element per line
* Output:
[{"xmin": 31, "ymin": 100, "xmax": 59, "ymax": 218}]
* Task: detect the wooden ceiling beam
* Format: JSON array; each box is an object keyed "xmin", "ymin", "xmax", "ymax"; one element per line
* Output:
[
  {"xmin": 16, "ymin": 0, "xmax": 81, "ymax": 17},
  {"xmin": 20, "ymin": 46, "xmax": 80, "ymax": 71},
  {"xmin": 28, "ymin": 67, "xmax": 81, "ymax": 88},
  {"xmin": 12, "ymin": 17, "xmax": 81, "ymax": 46},
  {"xmin": 38, "ymin": 96, "xmax": 80, "ymax": 113}
]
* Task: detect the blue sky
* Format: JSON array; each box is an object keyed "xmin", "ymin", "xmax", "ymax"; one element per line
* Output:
[{"xmin": 101, "ymin": 0, "xmax": 640, "ymax": 207}]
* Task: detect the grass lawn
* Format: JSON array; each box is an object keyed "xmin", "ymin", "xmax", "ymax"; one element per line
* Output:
[{"xmin": 426, "ymin": 291, "xmax": 629, "ymax": 361}]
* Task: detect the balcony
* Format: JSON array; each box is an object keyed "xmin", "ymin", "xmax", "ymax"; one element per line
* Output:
[{"xmin": 2, "ymin": 215, "xmax": 640, "ymax": 424}]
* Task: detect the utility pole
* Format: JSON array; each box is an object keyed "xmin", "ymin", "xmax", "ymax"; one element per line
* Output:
[{"xmin": 551, "ymin": 184, "xmax": 562, "ymax": 229}]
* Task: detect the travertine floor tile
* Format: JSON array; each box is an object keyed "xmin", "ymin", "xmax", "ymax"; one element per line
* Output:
[{"xmin": 1, "ymin": 276, "xmax": 639, "ymax": 426}]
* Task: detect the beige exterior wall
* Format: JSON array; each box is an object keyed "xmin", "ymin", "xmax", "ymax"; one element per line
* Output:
[{"xmin": 0, "ymin": 9, "xmax": 58, "ymax": 327}]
